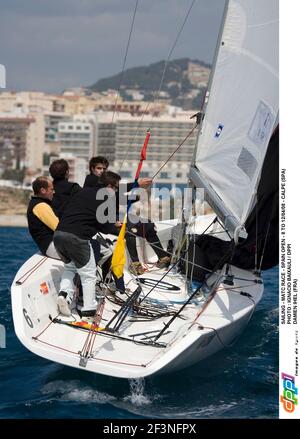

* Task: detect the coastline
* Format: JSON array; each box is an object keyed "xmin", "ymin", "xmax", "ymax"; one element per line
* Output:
[{"xmin": 0, "ymin": 215, "xmax": 27, "ymax": 227}]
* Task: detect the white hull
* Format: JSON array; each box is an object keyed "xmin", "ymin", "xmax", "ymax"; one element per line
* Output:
[{"xmin": 11, "ymin": 218, "xmax": 263, "ymax": 379}]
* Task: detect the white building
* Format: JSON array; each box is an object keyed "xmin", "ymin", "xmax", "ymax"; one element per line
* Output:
[
  {"xmin": 58, "ymin": 117, "xmax": 95, "ymax": 163},
  {"xmin": 113, "ymin": 112, "xmax": 197, "ymax": 186},
  {"xmin": 0, "ymin": 110, "xmax": 45, "ymax": 174},
  {"xmin": 87, "ymin": 110, "xmax": 197, "ymax": 185},
  {"xmin": 0, "ymin": 91, "xmax": 56, "ymax": 113},
  {"xmin": 47, "ymin": 153, "xmax": 87, "ymax": 186}
]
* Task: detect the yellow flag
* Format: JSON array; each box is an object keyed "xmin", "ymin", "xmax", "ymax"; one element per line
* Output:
[{"xmin": 111, "ymin": 219, "xmax": 126, "ymax": 280}]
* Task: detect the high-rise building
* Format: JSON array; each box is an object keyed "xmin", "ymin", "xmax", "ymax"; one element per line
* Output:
[
  {"xmin": 58, "ymin": 118, "xmax": 95, "ymax": 163},
  {"xmin": 0, "ymin": 114, "xmax": 34, "ymax": 172},
  {"xmin": 44, "ymin": 111, "xmax": 71, "ymax": 156},
  {"xmin": 48, "ymin": 153, "xmax": 87, "ymax": 186},
  {"xmin": 95, "ymin": 112, "xmax": 197, "ymax": 185},
  {"xmin": 114, "ymin": 113, "xmax": 197, "ymax": 184}
]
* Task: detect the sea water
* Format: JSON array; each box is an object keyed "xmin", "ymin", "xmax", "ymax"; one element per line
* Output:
[{"xmin": 0, "ymin": 227, "xmax": 278, "ymax": 419}]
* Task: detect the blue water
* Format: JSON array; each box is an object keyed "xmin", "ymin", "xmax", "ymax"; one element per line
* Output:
[{"xmin": 0, "ymin": 227, "xmax": 278, "ymax": 419}]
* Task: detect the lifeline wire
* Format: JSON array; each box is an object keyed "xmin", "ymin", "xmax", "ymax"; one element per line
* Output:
[
  {"xmin": 119, "ymin": 0, "xmax": 196, "ymax": 172},
  {"xmin": 111, "ymin": 0, "xmax": 139, "ymax": 124}
]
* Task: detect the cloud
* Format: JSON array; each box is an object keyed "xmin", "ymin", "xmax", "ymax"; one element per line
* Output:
[{"xmin": 0, "ymin": 0, "xmax": 225, "ymax": 92}]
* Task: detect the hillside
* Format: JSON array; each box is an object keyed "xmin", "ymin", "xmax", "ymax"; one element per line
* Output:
[
  {"xmin": 0, "ymin": 187, "xmax": 30, "ymax": 215},
  {"xmin": 89, "ymin": 58, "xmax": 211, "ymax": 110}
]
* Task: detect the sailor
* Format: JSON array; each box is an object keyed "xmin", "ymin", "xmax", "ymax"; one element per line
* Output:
[
  {"xmin": 83, "ymin": 154, "xmax": 152, "ymax": 193},
  {"xmin": 50, "ymin": 157, "xmax": 109, "ymax": 293},
  {"xmin": 83, "ymin": 156, "xmax": 170, "ymax": 274},
  {"xmin": 83, "ymin": 155, "xmax": 109, "ymax": 188},
  {"xmin": 27, "ymin": 176, "xmax": 60, "ymax": 259},
  {"xmin": 53, "ymin": 171, "xmax": 121, "ymax": 317},
  {"xmin": 126, "ymin": 218, "xmax": 171, "ymax": 275},
  {"xmin": 49, "ymin": 159, "xmax": 81, "ymax": 218}
]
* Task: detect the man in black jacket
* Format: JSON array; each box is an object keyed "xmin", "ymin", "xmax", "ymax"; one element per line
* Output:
[
  {"xmin": 27, "ymin": 176, "xmax": 60, "ymax": 259},
  {"xmin": 49, "ymin": 159, "xmax": 81, "ymax": 218},
  {"xmin": 82, "ymin": 156, "xmax": 170, "ymax": 273},
  {"xmin": 83, "ymin": 155, "xmax": 151, "ymax": 191},
  {"xmin": 53, "ymin": 171, "xmax": 120, "ymax": 317},
  {"xmin": 83, "ymin": 156, "xmax": 109, "ymax": 188}
]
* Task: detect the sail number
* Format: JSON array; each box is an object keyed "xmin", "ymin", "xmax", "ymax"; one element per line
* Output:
[{"xmin": 23, "ymin": 308, "xmax": 34, "ymax": 328}]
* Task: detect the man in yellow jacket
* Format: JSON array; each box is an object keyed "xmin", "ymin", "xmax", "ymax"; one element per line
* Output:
[{"xmin": 27, "ymin": 176, "xmax": 60, "ymax": 259}]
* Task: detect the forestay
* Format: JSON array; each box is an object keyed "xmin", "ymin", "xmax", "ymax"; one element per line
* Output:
[{"xmin": 190, "ymin": 0, "xmax": 279, "ymax": 237}]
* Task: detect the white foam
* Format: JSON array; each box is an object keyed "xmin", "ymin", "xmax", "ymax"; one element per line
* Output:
[
  {"xmin": 123, "ymin": 378, "xmax": 152, "ymax": 406},
  {"xmin": 41, "ymin": 380, "xmax": 116, "ymax": 404}
]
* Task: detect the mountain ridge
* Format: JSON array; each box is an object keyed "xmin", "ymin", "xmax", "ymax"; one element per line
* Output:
[{"xmin": 89, "ymin": 58, "xmax": 211, "ymax": 110}]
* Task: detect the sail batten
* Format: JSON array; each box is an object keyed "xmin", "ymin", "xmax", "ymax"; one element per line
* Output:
[{"xmin": 191, "ymin": 0, "xmax": 279, "ymax": 237}]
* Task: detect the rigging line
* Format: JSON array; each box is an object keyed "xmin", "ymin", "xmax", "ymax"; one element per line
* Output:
[
  {"xmin": 118, "ymin": 0, "xmax": 196, "ymax": 172},
  {"xmin": 35, "ymin": 337, "xmax": 162, "ymax": 360},
  {"xmin": 169, "ymin": 206, "xmax": 189, "ymax": 266},
  {"xmin": 79, "ymin": 299, "xmax": 106, "ymax": 362},
  {"xmin": 154, "ymin": 280, "xmax": 204, "ymax": 342},
  {"xmin": 139, "ymin": 260, "xmax": 181, "ymax": 305},
  {"xmin": 258, "ymin": 216, "xmax": 271, "ymax": 272},
  {"xmin": 151, "ymin": 123, "xmax": 198, "ymax": 179},
  {"xmin": 111, "ymin": 0, "xmax": 139, "ymax": 124},
  {"xmin": 192, "ymin": 323, "xmax": 229, "ymax": 349},
  {"xmin": 190, "ymin": 263, "xmax": 250, "ymax": 328},
  {"xmin": 216, "ymin": 217, "xmax": 232, "ymax": 241},
  {"xmin": 15, "ymin": 256, "xmax": 48, "ymax": 285},
  {"xmin": 32, "ymin": 313, "xmax": 60, "ymax": 340},
  {"xmin": 190, "ymin": 285, "xmax": 219, "ymax": 327},
  {"xmin": 188, "ymin": 232, "xmax": 197, "ymax": 285},
  {"xmin": 193, "ymin": 294, "xmax": 257, "ymax": 348},
  {"xmin": 258, "ymin": 193, "xmax": 277, "ymax": 272},
  {"xmin": 124, "ymin": 228, "xmax": 260, "ymax": 282},
  {"xmin": 127, "ymin": 237, "xmax": 237, "ymax": 285},
  {"xmin": 184, "ymin": 214, "xmax": 218, "ymax": 280},
  {"xmin": 125, "ymin": 228, "xmax": 214, "ymax": 275},
  {"xmin": 205, "ymin": 241, "xmax": 236, "ymax": 285},
  {"xmin": 148, "ymin": 0, "xmax": 197, "ymax": 125},
  {"xmin": 193, "ymin": 322, "xmax": 250, "ymax": 350},
  {"xmin": 255, "ymin": 194, "xmax": 258, "ymax": 271}
]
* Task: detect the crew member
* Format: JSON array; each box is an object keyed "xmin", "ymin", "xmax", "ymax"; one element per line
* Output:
[
  {"xmin": 49, "ymin": 159, "xmax": 81, "ymax": 218},
  {"xmin": 53, "ymin": 171, "xmax": 121, "ymax": 317},
  {"xmin": 27, "ymin": 176, "xmax": 60, "ymax": 259}
]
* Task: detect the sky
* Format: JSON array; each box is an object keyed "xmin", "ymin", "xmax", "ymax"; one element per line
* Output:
[{"xmin": 0, "ymin": 0, "xmax": 225, "ymax": 93}]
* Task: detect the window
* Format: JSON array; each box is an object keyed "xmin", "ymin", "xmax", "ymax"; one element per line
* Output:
[
  {"xmin": 120, "ymin": 171, "xmax": 132, "ymax": 178},
  {"xmin": 160, "ymin": 172, "xmax": 169, "ymax": 179}
]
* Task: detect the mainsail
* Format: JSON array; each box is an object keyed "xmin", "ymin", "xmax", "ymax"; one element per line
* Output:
[{"xmin": 189, "ymin": 0, "xmax": 279, "ymax": 238}]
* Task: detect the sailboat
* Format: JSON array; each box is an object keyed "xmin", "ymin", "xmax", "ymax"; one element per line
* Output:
[{"xmin": 11, "ymin": 0, "xmax": 279, "ymax": 379}]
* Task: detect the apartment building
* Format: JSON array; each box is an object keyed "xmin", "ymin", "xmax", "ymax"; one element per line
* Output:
[
  {"xmin": 112, "ymin": 113, "xmax": 197, "ymax": 185},
  {"xmin": 0, "ymin": 89, "xmax": 198, "ymax": 185},
  {"xmin": 47, "ymin": 153, "xmax": 87, "ymax": 186},
  {"xmin": 0, "ymin": 91, "xmax": 55, "ymax": 113},
  {"xmin": 0, "ymin": 115, "xmax": 34, "ymax": 172},
  {"xmin": 58, "ymin": 117, "xmax": 95, "ymax": 163},
  {"xmin": 44, "ymin": 111, "xmax": 71, "ymax": 156}
]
